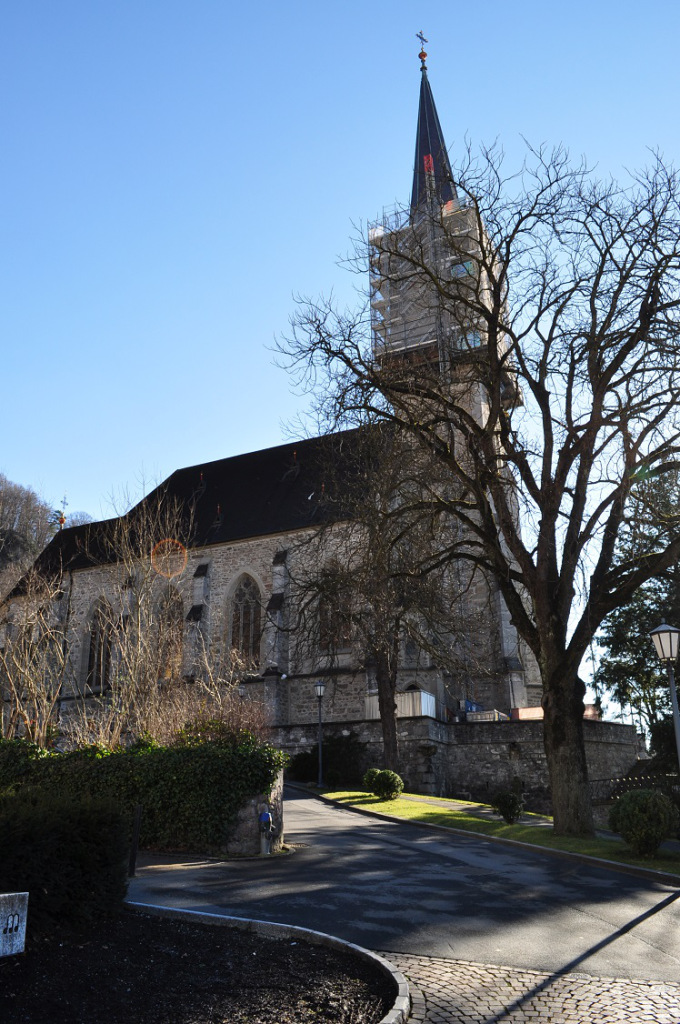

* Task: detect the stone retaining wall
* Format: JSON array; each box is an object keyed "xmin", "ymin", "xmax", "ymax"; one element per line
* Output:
[
  {"xmin": 224, "ymin": 770, "xmax": 284, "ymax": 856},
  {"xmin": 272, "ymin": 717, "xmax": 639, "ymax": 814}
]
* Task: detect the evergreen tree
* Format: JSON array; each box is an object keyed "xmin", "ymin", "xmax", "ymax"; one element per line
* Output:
[{"xmin": 595, "ymin": 473, "xmax": 680, "ymax": 736}]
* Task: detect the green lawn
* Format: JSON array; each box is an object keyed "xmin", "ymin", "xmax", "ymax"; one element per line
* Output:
[{"xmin": 324, "ymin": 790, "xmax": 680, "ymax": 878}]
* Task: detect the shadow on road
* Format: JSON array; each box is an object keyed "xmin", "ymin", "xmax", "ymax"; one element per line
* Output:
[{"xmin": 483, "ymin": 889, "xmax": 680, "ymax": 1021}]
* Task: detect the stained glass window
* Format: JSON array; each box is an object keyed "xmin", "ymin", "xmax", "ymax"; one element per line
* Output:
[
  {"xmin": 86, "ymin": 601, "xmax": 112, "ymax": 693},
  {"xmin": 230, "ymin": 575, "xmax": 261, "ymax": 665},
  {"xmin": 158, "ymin": 587, "xmax": 184, "ymax": 680}
]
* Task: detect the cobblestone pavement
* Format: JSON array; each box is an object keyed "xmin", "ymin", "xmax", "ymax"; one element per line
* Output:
[{"xmin": 380, "ymin": 951, "xmax": 680, "ymax": 1023}]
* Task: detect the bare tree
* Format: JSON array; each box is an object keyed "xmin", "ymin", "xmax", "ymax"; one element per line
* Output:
[
  {"xmin": 57, "ymin": 492, "xmax": 191, "ymax": 747},
  {"xmin": 282, "ymin": 145, "xmax": 680, "ymax": 835},
  {"xmin": 3, "ymin": 484, "xmax": 266, "ymax": 750},
  {"xmin": 0, "ymin": 569, "xmax": 71, "ymax": 746},
  {"xmin": 0, "ymin": 474, "xmax": 56, "ymax": 598},
  {"xmin": 287, "ymin": 426, "xmax": 499, "ymax": 772}
]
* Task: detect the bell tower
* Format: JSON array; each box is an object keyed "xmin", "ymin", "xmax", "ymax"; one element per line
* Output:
[
  {"xmin": 369, "ymin": 42, "xmax": 489, "ymax": 376},
  {"xmin": 368, "ymin": 42, "xmax": 533, "ymax": 713}
]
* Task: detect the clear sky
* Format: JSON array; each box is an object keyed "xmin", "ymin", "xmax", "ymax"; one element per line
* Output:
[{"xmin": 2, "ymin": 0, "xmax": 680, "ymax": 519}]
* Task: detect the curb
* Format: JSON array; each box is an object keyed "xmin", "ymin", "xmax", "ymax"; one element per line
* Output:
[
  {"xmin": 304, "ymin": 788, "xmax": 680, "ymax": 888},
  {"xmin": 126, "ymin": 901, "xmax": 411, "ymax": 1024}
]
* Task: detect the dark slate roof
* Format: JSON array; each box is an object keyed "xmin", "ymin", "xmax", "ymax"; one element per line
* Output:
[
  {"xmin": 144, "ymin": 429, "xmax": 359, "ymax": 546},
  {"xmin": 410, "ymin": 66, "xmax": 457, "ymax": 217},
  {"xmin": 18, "ymin": 430, "xmax": 361, "ymax": 586}
]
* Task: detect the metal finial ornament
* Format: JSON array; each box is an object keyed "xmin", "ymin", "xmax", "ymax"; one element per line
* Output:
[
  {"xmin": 416, "ymin": 30, "xmax": 428, "ymax": 68},
  {"xmin": 58, "ymin": 494, "xmax": 68, "ymax": 529}
]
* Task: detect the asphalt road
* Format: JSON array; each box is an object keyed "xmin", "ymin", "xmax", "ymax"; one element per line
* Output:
[{"xmin": 129, "ymin": 788, "xmax": 680, "ymax": 983}]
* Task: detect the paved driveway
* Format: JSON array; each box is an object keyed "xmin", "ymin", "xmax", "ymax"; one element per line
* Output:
[{"xmin": 130, "ymin": 788, "xmax": 680, "ymax": 986}]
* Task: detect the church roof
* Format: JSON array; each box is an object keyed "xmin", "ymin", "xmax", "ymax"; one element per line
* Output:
[
  {"xmin": 17, "ymin": 430, "xmax": 361, "ymax": 585},
  {"xmin": 410, "ymin": 60, "xmax": 456, "ymax": 216}
]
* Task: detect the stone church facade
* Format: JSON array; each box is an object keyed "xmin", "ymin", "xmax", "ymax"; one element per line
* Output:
[{"xmin": 1, "ymin": 54, "xmax": 639, "ymax": 802}]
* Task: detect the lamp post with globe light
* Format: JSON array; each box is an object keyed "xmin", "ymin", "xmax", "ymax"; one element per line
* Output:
[{"xmin": 650, "ymin": 622, "xmax": 680, "ymax": 775}]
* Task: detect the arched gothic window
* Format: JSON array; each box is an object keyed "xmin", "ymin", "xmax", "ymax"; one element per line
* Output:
[
  {"xmin": 230, "ymin": 575, "xmax": 261, "ymax": 665},
  {"xmin": 158, "ymin": 587, "xmax": 184, "ymax": 681},
  {"xmin": 318, "ymin": 564, "xmax": 352, "ymax": 653},
  {"xmin": 86, "ymin": 601, "xmax": 112, "ymax": 693}
]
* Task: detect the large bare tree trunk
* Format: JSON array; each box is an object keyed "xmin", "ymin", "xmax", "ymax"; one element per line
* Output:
[
  {"xmin": 542, "ymin": 666, "xmax": 594, "ymax": 835},
  {"xmin": 375, "ymin": 649, "xmax": 399, "ymax": 772}
]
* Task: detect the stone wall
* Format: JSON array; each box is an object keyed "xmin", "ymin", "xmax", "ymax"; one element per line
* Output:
[
  {"xmin": 273, "ymin": 716, "xmax": 640, "ymax": 814},
  {"xmin": 224, "ymin": 770, "xmax": 284, "ymax": 857},
  {"xmin": 440, "ymin": 719, "xmax": 639, "ymax": 812}
]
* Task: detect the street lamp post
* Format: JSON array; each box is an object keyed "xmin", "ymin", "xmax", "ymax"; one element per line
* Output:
[
  {"xmin": 650, "ymin": 622, "xmax": 680, "ymax": 775},
  {"xmin": 315, "ymin": 680, "xmax": 325, "ymax": 788}
]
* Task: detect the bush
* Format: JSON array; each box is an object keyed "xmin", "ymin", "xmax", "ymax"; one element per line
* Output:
[
  {"xmin": 492, "ymin": 789, "xmax": 524, "ymax": 824},
  {"xmin": 363, "ymin": 767, "xmax": 381, "ymax": 792},
  {"xmin": 0, "ymin": 789, "xmax": 128, "ymax": 935},
  {"xmin": 0, "ymin": 736, "xmax": 287, "ymax": 853},
  {"xmin": 608, "ymin": 789, "xmax": 679, "ymax": 857},
  {"xmin": 373, "ymin": 769, "xmax": 404, "ymax": 801},
  {"xmin": 0, "ymin": 737, "xmax": 49, "ymax": 788}
]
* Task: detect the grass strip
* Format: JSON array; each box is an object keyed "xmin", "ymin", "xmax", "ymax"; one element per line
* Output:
[{"xmin": 325, "ymin": 790, "xmax": 680, "ymax": 878}]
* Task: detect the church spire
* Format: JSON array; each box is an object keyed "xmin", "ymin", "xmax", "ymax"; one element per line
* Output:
[{"xmin": 410, "ymin": 36, "xmax": 456, "ymax": 217}]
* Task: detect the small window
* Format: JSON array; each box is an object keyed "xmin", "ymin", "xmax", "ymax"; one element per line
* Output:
[
  {"xmin": 267, "ymin": 593, "xmax": 284, "ymax": 613},
  {"xmin": 404, "ymin": 638, "xmax": 420, "ymax": 667},
  {"xmin": 454, "ymin": 330, "xmax": 482, "ymax": 350},
  {"xmin": 450, "ymin": 259, "xmax": 473, "ymax": 279}
]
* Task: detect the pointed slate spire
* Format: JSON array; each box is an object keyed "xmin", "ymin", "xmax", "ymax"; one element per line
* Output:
[{"xmin": 410, "ymin": 42, "xmax": 456, "ymax": 218}]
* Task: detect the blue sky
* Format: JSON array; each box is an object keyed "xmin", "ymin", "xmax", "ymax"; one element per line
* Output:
[{"xmin": 2, "ymin": 1, "xmax": 680, "ymax": 519}]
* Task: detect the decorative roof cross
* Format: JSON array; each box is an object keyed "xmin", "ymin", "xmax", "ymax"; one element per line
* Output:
[{"xmin": 416, "ymin": 30, "xmax": 428, "ymax": 68}]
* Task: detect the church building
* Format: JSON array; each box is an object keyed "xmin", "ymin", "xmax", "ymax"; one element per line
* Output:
[{"xmin": 1, "ymin": 50, "xmax": 638, "ymax": 802}]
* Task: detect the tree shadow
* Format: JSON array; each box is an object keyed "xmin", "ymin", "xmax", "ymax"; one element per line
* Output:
[{"xmin": 483, "ymin": 889, "xmax": 680, "ymax": 1021}]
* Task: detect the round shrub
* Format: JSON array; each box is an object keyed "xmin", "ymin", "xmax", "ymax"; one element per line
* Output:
[
  {"xmin": 373, "ymin": 769, "xmax": 404, "ymax": 801},
  {"xmin": 492, "ymin": 789, "xmax": 524, "ymax": 824},
  {"xmin": 363, "ymin": 767, "xmax": 382, "ymax": 793},
  {"xmin": 608, "ymin": 789, "xmax": 679, "ymax": 857}
]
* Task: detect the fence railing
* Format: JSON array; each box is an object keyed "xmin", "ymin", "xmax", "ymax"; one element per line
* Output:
[{"xmin": 589, "ymin": 774, "xmax": 680, "ymax": 804}]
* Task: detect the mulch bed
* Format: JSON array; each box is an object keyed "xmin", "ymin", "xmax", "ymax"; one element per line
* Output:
[{"xmin": 3, "ymin": 911, "xmax": 396, "ymax": 1023}]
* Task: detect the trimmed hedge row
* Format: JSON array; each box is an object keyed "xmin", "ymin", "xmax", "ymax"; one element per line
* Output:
[
  {"xmin": 0, "ymin": 736, "xmax": 287, "ymax": 852},
  {"xmin": 0, "ymin": 789, "xmax": 129, "ymax": 934}
]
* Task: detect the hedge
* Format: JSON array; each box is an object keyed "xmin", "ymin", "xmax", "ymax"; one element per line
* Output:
[{"xmin": 0, "ymin": 735, "xmax": 287, "ymax": 852}]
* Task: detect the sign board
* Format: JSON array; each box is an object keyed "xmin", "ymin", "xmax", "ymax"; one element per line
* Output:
[{"xmin": 0, "ymin": 892, "xmax": 28, "ymax": 956}]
